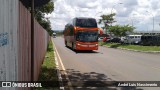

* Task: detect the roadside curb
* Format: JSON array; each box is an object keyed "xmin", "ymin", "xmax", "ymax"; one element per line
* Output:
[
  {"xmin": 103, "ymin": 45, "xmax": 160, "ymax": 53},
  {"xmin": 51, "ymin": 38, "xmax": 74, "ymax": 90},
  {"xmin": 51, "ymin": 38, "xmax": 65, "ymax": 90}
]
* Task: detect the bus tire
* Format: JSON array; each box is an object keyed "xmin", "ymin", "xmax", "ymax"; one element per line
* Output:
[
  {"xmin": 72, "ymin": 43, "xmax": 74, "ymax": 50},
  {"xmin": 65, "ymin": 41, "xmax": 67, "ymax": 47}
]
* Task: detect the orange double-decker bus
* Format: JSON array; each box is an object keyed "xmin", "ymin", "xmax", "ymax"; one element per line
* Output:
[{"xmin": 63, "ymin": 17, "xmax": 99, "ymax": 51}]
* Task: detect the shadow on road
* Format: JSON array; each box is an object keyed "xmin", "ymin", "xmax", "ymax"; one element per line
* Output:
[
  {"xmin": 60, "ymin": 69, "xmax": 143, "ymax": 90},
  {"xmin": 75, "ymin": 50, "xmax": 99, "ymax": 54},
  {"xmin": 110, "ymin": 44, "xmax": 122, "ymax": 48},
  {"xmin": 108, "ymin": 43, "xmax": 132, "ymax": 49},
  {"xmin": 66, "ymin": 46, "xmax": 100, "ymax": 54}
]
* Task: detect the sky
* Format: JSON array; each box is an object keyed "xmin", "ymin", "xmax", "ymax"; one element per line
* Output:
[{"xmin": 47, "ymin": 0, "xmax": 160, "ymax": 32}]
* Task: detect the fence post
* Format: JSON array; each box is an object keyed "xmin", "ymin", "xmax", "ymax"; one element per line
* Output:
[{"xmin": 31, "ymin": 0, "xmax": 34, "ymax": 82}]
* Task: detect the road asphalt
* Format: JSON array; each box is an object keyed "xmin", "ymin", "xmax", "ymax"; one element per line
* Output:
[{"xmin": 53, "ymin": 37, "xmax": 160, "ymax": 90}]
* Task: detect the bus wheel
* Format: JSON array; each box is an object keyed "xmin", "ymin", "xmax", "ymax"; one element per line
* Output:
[
  {"xmin": 65, "ymin": 41, "xmax": 67, "ymax": 47},
  {"xmin": 72, "ymin": 43, "xmax": 75, "ymax": 50}
]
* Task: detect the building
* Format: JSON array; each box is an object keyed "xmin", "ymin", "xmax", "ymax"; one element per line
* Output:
[{"xmin": 135, "ymin": 31, "xmax": 160, "ymax": 35}]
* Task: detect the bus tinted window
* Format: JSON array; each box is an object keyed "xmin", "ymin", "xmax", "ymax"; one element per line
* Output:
[
  {"xmin": 76, "ymin": 18, "xmax": 97, "ymax": 28},
  {"xmin": 76, "ymin": 31, "xmax": 98, "ymax": 42}
]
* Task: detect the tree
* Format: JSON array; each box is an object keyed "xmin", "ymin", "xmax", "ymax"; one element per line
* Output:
[
  {"xmin": 98, "ymin": 13, "xmax": 116, "ymax": 33},
  {"xmin": 109, "ymin": 25, "xmax": 121, "ymax": 36},
  {"xmin": 34, "ymin": 1, "xmax": 54, "ymax": 36},
  {"xmin": 109, "ymin": 24, "xmax": 135, "ymax": 37},
  {"xmin": 98, "ymin": 13, "xmax": 135, "ymax": 36}
]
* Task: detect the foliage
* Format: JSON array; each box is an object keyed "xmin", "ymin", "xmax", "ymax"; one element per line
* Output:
[
  {"xmin": 34, "ymin": 1, "xmax": 54, "ymax": 36},
  {"xmin": 37, "ymin": 41, "xmax": 59, "ymax": 90},
  {"xmin": 98, "ymin": 13, "xmax": 116, "ymax": 30},
  {"xmin": 109, "ymin": 25, "xmax": 135, "ymax": 37},
  {"xmin": 102, "ymin": 43, "xmax": 160, "ymax": 51},
  {"xmin": 98, "ymin": 13, "xmax": 135, "ymax": 36}
]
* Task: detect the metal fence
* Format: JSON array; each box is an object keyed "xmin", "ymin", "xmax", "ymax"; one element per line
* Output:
[
  {"xmin": 0, "ymin": 0, "xmax": 49, "ymax": 88},
  {"xmin": 18, "ymin": 0, "xmax": 49, "ymax": 82}
]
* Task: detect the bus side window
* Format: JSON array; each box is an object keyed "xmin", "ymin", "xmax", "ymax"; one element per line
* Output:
[{"xmin": 69, "ymin": 24, "xmax": 74, "ymax": 36}]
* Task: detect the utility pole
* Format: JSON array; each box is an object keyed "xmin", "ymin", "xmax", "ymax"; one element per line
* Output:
[
  {"xmin": 146, "ymin": 11, "xmax": 154, "ymax": 35},
  {"xmin": 31, "ymin": 0, "xmax": 34, "ymax": 82},
  {"xmin": 110, "ymin": 3, "xmax": 123, "ymax": 26}
]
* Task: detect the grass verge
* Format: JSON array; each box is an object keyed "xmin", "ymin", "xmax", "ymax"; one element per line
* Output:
[
  {"xmin": 99, "ymin": 42, "xmax": 160, "ymax": 51},
  {"xmin": 36, "ymin": 40, "xmax": 59, "ymax": 90}
]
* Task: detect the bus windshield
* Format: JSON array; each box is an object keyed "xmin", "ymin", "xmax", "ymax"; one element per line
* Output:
[
  {"xmin": 76, "ymin": 18, "xmax": 97, "ymax": 28},
  {"xmin": 76, "ymin": 31, "xmax": 98, "ymax": 42}
]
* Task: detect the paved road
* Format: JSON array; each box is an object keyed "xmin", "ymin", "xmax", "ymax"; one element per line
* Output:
[{"xmin": 53, "ymin": 37, "xmax": 160, "ymax": 90}]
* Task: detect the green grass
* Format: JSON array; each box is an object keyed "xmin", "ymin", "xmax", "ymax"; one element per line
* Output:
[
  {"xmin": 36, "ymin": 41, "xmax": 59, "ymax": 90},
  {"xmin": 100, "ymin": 42, "xmax": 160, "ymax": 51},
  {"xmin": 99, "ymin": 42, "xmax": 106, "ymax": 46},
  {"xmin": 120, "ymin": 45, "xmax": 160, "ymax": 51}
]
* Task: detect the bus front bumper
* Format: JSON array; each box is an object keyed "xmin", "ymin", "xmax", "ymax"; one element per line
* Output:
[{"xmin": 76, "ymin": 43, "xmax": 98, "ymax": 50}]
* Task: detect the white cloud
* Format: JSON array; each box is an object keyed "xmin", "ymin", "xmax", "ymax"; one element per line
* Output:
[{"xmin": 48, "ymin": 0, "xmax": 160, "ymax": 31}]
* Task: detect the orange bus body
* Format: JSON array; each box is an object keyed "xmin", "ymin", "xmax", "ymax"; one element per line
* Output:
[{"xmin": 64, "ymin": 17, "xmax": 99, "ymax": 51}]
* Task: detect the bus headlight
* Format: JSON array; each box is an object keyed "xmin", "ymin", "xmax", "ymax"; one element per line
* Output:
[
  {"xmin": 77, "ymin": 43, "xmax": 80, "ymax": 46},
  {"xmin": 95, "ymin": 44, "xmax": 98, "ymax": 46}
]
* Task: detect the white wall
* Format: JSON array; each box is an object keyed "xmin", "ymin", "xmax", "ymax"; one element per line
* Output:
[{"xmin": 0, "ymin": 0, "xmax": 18, "ymax": 84}]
